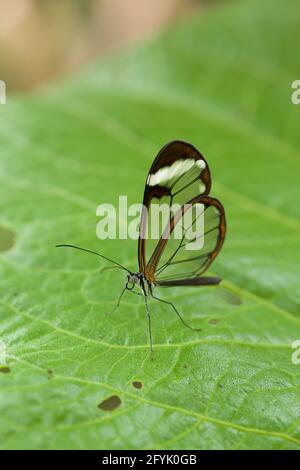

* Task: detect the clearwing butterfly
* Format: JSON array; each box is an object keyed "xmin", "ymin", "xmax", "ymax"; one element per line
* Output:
[{"xmin": 57, "ymin": 141, "xmax": 226, "ymax": 355}]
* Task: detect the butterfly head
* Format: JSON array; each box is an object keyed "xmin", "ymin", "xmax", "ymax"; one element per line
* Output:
[{"xmin": 126, "ymin": 273, "xmax": 144, "ymax": 290}]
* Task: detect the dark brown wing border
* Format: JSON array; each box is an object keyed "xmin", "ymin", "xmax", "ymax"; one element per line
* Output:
[
  {"xmin": 148, "ymin": 195, "xmax": 226, "ymax": 283},
  {"xmin": 138, "ymin": 140, "xmax": 211, "ymax": 273}
]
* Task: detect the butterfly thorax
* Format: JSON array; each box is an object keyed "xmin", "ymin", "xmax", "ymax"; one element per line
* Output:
[{"xmin": 127, "ymin": 273, "xmax": 141, "ymax": 285}]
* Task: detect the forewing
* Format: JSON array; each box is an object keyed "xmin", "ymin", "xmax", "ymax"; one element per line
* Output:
[{"xmin": 138, "ymin": 141, "xmax": 211, "ymax": 274}]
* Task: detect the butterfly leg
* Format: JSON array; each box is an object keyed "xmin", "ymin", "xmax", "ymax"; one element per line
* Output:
[
  {"xmin": 127, "ymin": 287, "xmax": 153, "ymax": 356},
  {"xmin": 151, "ymin": 293, "xmax": 200, "ymax": 332},
  {"xmin": 108, "ymin": 285, "xmax": 127, "ymax": 314},
  {"xmin": 127, "ymin": 289, "xmax": 153, "ymax": 358},
  {"xmin": 128, "ymin": 290, "xmax": 143, "ymax": 297},
  {"xmin": 143, "ymin": 294, "xmax": 154, "ymax": 358}
]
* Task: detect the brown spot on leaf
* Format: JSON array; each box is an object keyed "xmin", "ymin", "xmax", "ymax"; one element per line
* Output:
[
  {"xmin": 98, "ymin": 395, "xmax": 121, "ymax": 411},
  {"xmin": 132, "ymin": 381, "xmax": 143, "ymax": 389},
  {"xmin": 0, "ymin": 366, "xmax": 11, "ymax": 373},
  {"xmin": 47, "ymin": 369, "xmax": 53, "ymax": 379},
  {"xmin": 0, "ymin": 225, "xmax": 15, "ymax": 252},
  {"xmin": 218, "ymin": 288, "xmax": 242, "ymax": 305},
  {"xmin": 209, "ymin": 318, "xmax": 220, "ymax": 325}
]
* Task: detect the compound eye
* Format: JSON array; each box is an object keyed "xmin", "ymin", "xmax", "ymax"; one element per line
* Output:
[{"xmin": 126, "ymin": 281, "xmax": 135, "ymax": 291}]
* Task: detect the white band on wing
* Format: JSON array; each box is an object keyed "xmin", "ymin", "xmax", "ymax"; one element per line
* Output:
[{"xmin": 147, "ymin": 158, "xmax": 206, "ymax": 187}]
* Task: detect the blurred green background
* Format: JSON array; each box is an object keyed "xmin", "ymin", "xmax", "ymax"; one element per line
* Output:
[{"xmin": 0, "ymin": 0, "xmax": 211, "ymax": 91}]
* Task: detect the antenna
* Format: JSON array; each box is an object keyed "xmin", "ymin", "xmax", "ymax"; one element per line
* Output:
[{"xmin": 56, "ymin": 244, "xmax": 132, "ymax": 274}]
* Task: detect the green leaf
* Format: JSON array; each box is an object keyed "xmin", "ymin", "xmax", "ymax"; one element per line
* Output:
[{"xmin": 1, "ymin": 0, "xmax": 300, "ymax": 450}]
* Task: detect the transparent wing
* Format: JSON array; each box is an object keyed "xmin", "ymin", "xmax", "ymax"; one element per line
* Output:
[
  {"xmin": 152, "ymin": 196, "xmax": 226, "ymax": 285},
  {"xmin": 138, "ymin": 140, "xmax": 211, "ymax": 274}
]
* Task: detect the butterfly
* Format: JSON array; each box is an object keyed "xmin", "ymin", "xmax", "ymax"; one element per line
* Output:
[{"xmin": 57, "ymin": 141, "xmax": 226, "ymax": 355}]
